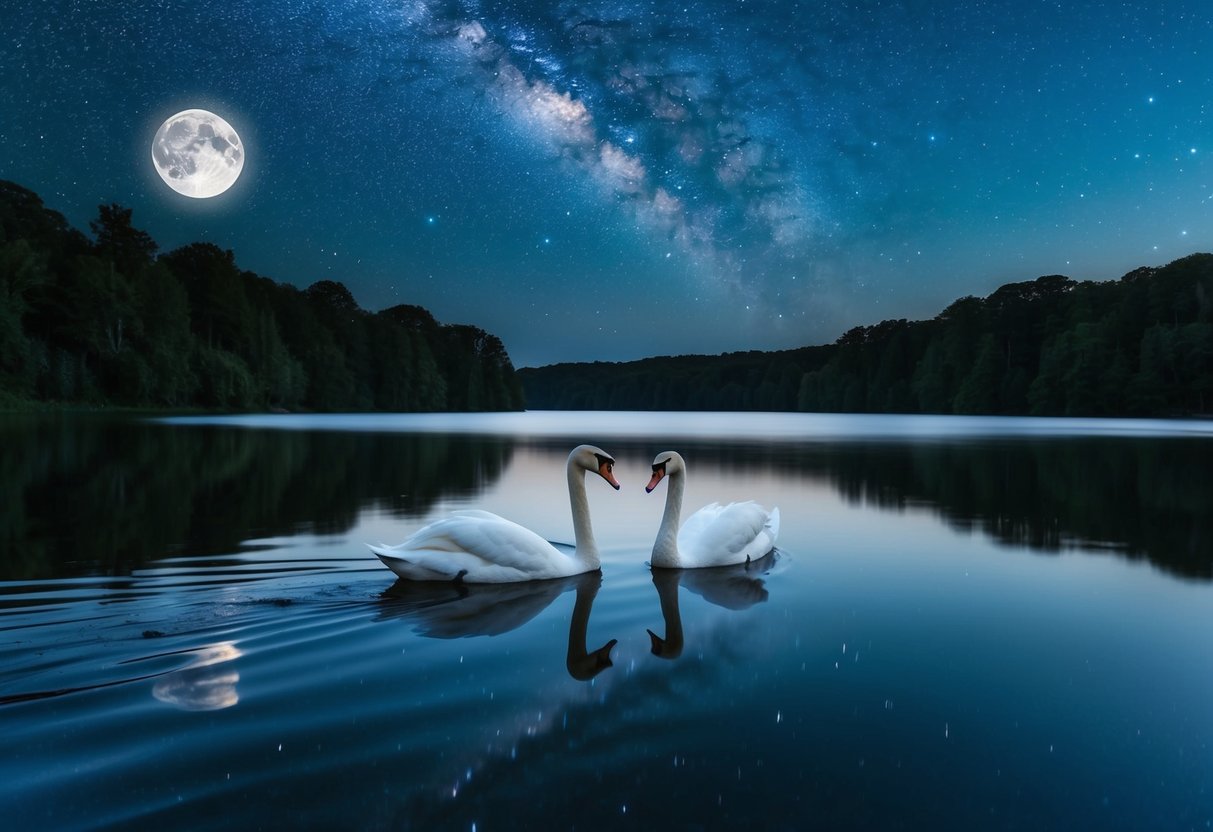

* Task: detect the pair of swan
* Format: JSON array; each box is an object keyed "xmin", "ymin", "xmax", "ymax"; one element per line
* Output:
[{"xmin": 367, "ymin": 445, "xmax": 780, "ymax": 583}]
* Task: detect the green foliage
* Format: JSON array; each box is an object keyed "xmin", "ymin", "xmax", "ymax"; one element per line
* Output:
[
  {"xmin": 0, "ymin": 181, "xmax": 524, "ymax": 412},
  {"xmin": 90, "ymin": 203, "xmax": 158, "ymax": 277},
  {"xmin": 132, "ymin": 262, "xmax": 195, "ymax": 405},
  {"xmin": 0, "ymin": 239, "xmax": 47, "ymax": 392},
  {"xmin": 522, "ymin": 256, "xmax": 1213, "ymax": 416},
  {"xmin": 193, "ymin": 345, "xmax": 257, "ymax": 408}
]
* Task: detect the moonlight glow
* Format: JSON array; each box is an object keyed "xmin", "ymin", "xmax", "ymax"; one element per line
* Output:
[{"xmin": 151, "ymin": 109, "xmax": 244, "ymax": 199}]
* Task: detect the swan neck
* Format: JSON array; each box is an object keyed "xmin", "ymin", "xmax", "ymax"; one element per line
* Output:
[
  {"xmin": 567, "ymin": 458, "xmax": 600, "ymax": 569},
  {"xmin": 651, "ymin": 468, "xmax": 685, "ymax": 567}
]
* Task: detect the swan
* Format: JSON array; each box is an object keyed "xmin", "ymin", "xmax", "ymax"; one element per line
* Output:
[
  {"xmin": 368, "ymin": 445, "xmax": 620, "ymax": 583},
  {"xmin": 645, "ymin": 451, "xmax": 779, "ymax": 569}
]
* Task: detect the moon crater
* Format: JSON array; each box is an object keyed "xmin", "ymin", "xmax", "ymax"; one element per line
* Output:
[{"xmin": 152, "ymin": 109, "xmax": 244, "ymax": 198}]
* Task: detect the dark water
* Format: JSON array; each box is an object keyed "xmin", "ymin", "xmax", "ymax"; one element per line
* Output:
[{"xmin": 2, "ymin": 412, "xmax": 1212, "ymax": 830}]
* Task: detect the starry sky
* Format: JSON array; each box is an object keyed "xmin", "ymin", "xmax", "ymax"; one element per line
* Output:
[{"xmin": 2, "ymin": 1, "xmax": 1210, "ymax": 366}]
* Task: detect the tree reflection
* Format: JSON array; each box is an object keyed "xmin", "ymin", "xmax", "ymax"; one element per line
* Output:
[
  {"xmin": 562, "ymin": 436, "xmax": 1212, "ymax": 581},
  {"xmin": 795, "ymin": 438, "xmax": 1213, "ymax": 580},
  {"xmin": 0, "ymin": 414, "xmax": 512, "ymax": 580},
  {"xmin": 6, "ymin": 415, "xmax": 1209, "ymax": 584},
  {"xmin": 647, "ymin": 553, "xmax": 774, "ymax": 660}
]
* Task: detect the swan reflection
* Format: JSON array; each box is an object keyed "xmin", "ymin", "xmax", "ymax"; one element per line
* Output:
[
  {"xmin": 379, "ymin": 577, "xmax": 567, "ymax": 638},
  {"xmin": 565, "ymin": 572, "xmax": 617, "ymax": 681},
  {"xmin": 647, "ymin": 553, "xmax": 775, "ymax": 660},
  {"xmin": 378, "ymin": 571, "xmax": 615, "ymax": 680},
  {"xmin": 152, "ymin": 642, "xmax": 242, "ymax": 711}
]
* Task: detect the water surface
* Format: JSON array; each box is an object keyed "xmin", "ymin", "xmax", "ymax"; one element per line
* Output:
[{"xmin": 2, "ymin": 412, "xmax": 1211, "ymax": 829}]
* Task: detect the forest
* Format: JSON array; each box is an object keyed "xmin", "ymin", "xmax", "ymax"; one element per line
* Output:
[
  {"xmin": 0, "ymin": 181, "xmax": 524, "ymax": 411},
  {"xmin": 520, "ymin": 253, "xmax": 1213, "ymax": 417}
]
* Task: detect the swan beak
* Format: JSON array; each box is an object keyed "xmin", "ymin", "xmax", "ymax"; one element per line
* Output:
[
  {"xmin": 595, "ymin": 639, "xmax": 618, "ymax": 668},
  {"xmin": 645, "ymin": 470, "xmax": 664, "ymax": 493},
  {"xmin": 646, "ymin": 628, "xmax": 681, "ymax": 659},
  {"xmin": 599, "ymin": 462, "xmax": 621, "ymax": 490},
  {"xmin": 646, "ymin": 628, "xmax": 674, "ymax": 657}
]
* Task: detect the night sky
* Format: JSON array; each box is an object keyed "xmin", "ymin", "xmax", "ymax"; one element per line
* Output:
[{"xmin": 2, "ymin": 1, "xmax": 1210, "ymax": 366}]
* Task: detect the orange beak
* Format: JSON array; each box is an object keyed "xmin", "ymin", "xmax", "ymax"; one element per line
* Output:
[
  {"xmin": 645, "ymin": 470, "xmax": 664, "ymax": 493},
  {"xmin": 599, "ymin": 461, "xmax": 621, "ymax": 490}
]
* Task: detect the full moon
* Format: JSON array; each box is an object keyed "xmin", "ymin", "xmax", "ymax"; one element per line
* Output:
[{"xmin": 151, "ymin": 109, "xmax": 244, "ymax": 198}]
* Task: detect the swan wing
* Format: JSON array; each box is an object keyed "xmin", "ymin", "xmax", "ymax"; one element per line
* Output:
[
  {"xmin": 677, "ymin": 501, "xmax": 778, "ymax": 568},
  {"xmin": 370, "ymin": 512, "xmax": 577, "ymax": 582},
  {"xmin": 676, "ymin": 502, "xmax": 725, "ymax": 545},
  {"xmin": 449, "ymin": 509, "xmax": 507, "ymax": 521}
]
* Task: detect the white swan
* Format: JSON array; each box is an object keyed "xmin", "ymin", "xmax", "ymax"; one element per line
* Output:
[
  {"xmin": 368, "ymin": 445, "xmax": 620, "ymax": 583},
  {"xmin": 645, "ymin": 450, "xmax": 779, "ymax": 569}
]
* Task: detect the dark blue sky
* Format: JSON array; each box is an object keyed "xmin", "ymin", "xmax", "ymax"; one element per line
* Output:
[{"xmin": 2, "ymin": 0, "xmax": 1209, "ymax": 366}]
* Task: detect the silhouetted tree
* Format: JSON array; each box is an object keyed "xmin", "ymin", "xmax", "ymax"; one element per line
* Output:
[
  {"xmin": 0, "ymin": 181, "xmax": 525, "ymax": 412},
  {"xmin": 521, "ymin": 255, "xmax": 1213, "ymax": 417}
]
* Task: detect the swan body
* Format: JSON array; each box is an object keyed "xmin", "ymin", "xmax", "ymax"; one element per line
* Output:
[
  {"xmin": 368, "ymin": 445, "xmax": 619, "ymax": 583},
  {"xmin": 646, "ymin": 451, "xmax": 779, "ymax": 569}
]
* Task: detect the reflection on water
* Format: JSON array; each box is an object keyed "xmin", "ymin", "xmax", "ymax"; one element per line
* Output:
[
  {"xmin": 151, "ymin": 642, "xmax": 242, "ymax": 711},
  {"xmin": 160, "ymin": 410, "xmax": 1213, "ymax": 440},
  {"xmin": 725, "ymin": 438, "xmax": 1213, "ymax": 579},
  {"xmin": 0, "ymin": 638, "xmax": 244, "ymax": 709},
  {"xmin": 647, "ymin": 554, "xmax": 775, "ymax": 659},
  {"xmin": 565, "ymin": 572, "xmax": 616, "ymax": 681},
  {"xmin": 379, "ymin": 572, "xmax": 615, "ymax": 681},
  {"xmin": 531, "ymin": 435, "xmax": 1213, "ymax": 580},
  {"xmin": 1, "ymin": 413, "xmax": 1212, "ymax": 830},
  {"xmin": 378, "ymin": 576, "xmax": 571, "ymax": 638},
  {"xmin": 3, "ymin": 413, "xmax": 1212, "ymax": 581},
  {"xmin": 0, "ymin": 414, "xmax": 512, "ymax": 580}
]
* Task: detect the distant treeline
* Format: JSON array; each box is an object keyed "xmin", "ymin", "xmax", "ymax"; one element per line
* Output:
[
  {"xmin": 0, "ymin": 181, "xmax": 524, "ymax": 411},
  {"xmin": 521, "ymin": 253, "xmax": 1213, "ymax": 416}
]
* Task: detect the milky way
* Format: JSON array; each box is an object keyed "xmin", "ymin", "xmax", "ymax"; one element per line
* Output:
[{"xmin": 2, "ymin": 0, "xmax": 1209, "ymax": 364}]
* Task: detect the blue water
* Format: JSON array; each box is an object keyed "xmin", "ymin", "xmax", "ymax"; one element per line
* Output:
[{"xmin": 1, "ymin": 412, "xmax": 1211, "ymax": 829}]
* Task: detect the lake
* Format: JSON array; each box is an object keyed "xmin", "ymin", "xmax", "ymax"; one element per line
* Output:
[{"xmin": 2, "ymin": 411, "xmax": 1212, "ymax": 830}]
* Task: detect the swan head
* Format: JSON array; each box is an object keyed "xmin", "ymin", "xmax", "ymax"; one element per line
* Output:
[
  {"xmin": 570, "ymin": 444, "xmax": 621, "ymax": 490},
  {"xmin": 645, "ymin": 451, "xmax": 685, "ymax": 493},
  {"xmin": 567, "ymin": 638, "xmax": 618, "ymax": 681},
  {"xmin": 646, "ymin": 628, "xmax": 683, "ymax": 659}
]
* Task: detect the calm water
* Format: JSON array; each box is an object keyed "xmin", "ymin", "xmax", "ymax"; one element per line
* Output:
[{"xmin": 2, "ymin": 411, "xmax": 1212, "ymax": 830}]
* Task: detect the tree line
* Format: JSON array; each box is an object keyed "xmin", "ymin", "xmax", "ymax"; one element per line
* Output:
[
  {"xmin": 520, "ymin": 253, "xmax": 1213, "ymax": 417},
  {"xmin": 0, "ymin": 180, "xmax": 524, "ymax": 411}
]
